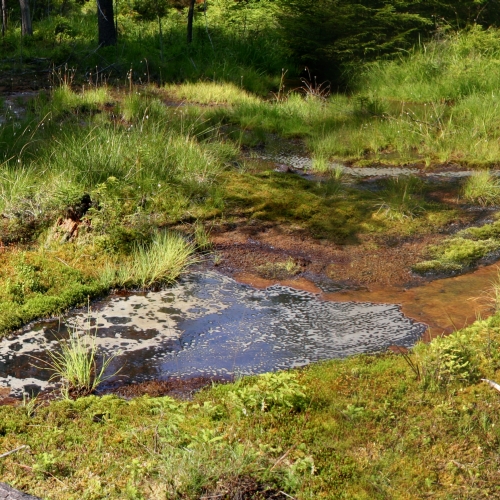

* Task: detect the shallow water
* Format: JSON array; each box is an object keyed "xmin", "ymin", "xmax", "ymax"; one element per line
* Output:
[
  {"xmin": 0, "ymin": 271, "xmax": 425, "ymax": 396},
  {"xmin": 252, "ymin": 151, "xmax": 479, "ymax": 178},
  {"xmin": 0, "ymin": 92, "xmax": 37, "ymax": 125}
]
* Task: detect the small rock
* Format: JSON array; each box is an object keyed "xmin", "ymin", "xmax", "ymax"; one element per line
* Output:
[{"xmin": 0, "ymin": 483, "xmax": 41, "ymax": 500}]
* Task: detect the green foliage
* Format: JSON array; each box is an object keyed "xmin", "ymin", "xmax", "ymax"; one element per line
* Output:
[
  {"xmin": 358, "ymin": 27, "xmax": 500, "ymax": 101},
  {"xmin": 278, "ymin": 0, "xmax": 431, "ymax": 84},
  {"xmin": 415, "ymin": 333, "xmax": 481, "ymax": 388},
  {"xmin": 414, "ymin": 213, "xmax": 500, "ymax": 275},
  {"xmin": 217, "ymin": 372, "xmax": 308, "ymax": 416},
  {"xmin": 193, "ymin": 220, "xmax": 213, "ymax": 252},
  {"xmin": 43, "ymin": 313, "xmax": 120, "ymax": 398},
  {"xmin": 256, "ymin": 257, "xmax": 301, "ymax": 279},
  {"xmin": 113, "ymin": 231, "xmax": 196, "ymax": 289},
  {"xmin": 462, "ymin": 170, "xmax": 500, "ymax": 206},
  {"xmin": 414, "ymin": 315, "xmax": 500, "ymax": 389},
  {"xmin": 374, "ymin": 176, "xmax": 424, "ymax": 221}
]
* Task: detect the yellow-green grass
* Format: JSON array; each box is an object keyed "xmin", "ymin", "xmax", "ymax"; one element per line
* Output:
[
  {"xmin": 164, "ymin": 82, "xmax": 260, "ymax": 106},
  {"xmin": 221, "ymin": 170, "xmax": 457, "ymax": 243}
]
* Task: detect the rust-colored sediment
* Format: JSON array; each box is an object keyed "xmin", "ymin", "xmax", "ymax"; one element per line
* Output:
[
  {"xmin": 234, "ymin": 265, "xmax": 500, "ymax": 342},
  {"xmin": 326, "ymin": 264, "xmax": 499, "ymax": 341}
]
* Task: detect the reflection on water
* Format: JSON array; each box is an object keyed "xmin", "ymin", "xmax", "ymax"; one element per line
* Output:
[
  {"xmin": 0, "ymin": 272, "xmax": 425, "ymax": 395},
  {"xmin": 326, "ymin": 263, "xmax": 500, "ymax": 340}
]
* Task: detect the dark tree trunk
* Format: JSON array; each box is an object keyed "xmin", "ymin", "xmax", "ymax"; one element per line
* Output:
[
  {"xmin": 187, "ymin": 0, "xmax": 195, "ymax": 43},
  {"xmin": 1, "ymin": 0, "xmax": 7, "ymax": 36},
  {"xmin": 1, "ymin": 0, "xmax": 5, "ymax": 36},
  {"xmin": 19, "ymin": 0, "xmax": 32, "ymax": 36},
  {"xmin": 97, "ymin": 0, "xmax": 116, "ymax": 46}
]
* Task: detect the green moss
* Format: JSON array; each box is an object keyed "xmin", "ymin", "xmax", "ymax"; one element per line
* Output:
[
  {"xmin": 222, "ymin": 171, "xmax": 455, "ymax": 243},
  {"xmin": 412, "ymin": 259, "xmax": 463, "ymax": 274},
  {"xmin": 415, "ymin": 232, "xmax": 500, "ymax": 275},
  {"xmin": 4, "ymin": 326, "xmax": 500, "ymax": 498}
]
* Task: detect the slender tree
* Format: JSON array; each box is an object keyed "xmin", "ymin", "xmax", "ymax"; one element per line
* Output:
[
  {"xmin": 1, "ymin": 0, "xmax": 7, "ymax": 37},
  {"xmin": 97, "ymin": 0, "xmax": 117, "ymax": 46},
  {"xmin": 19, "ymin": 0, "xmax": 32, "ymax": 35},
  {"xmin": 187, "ymin": 0, "xmax": 195, "ymax": 43}
]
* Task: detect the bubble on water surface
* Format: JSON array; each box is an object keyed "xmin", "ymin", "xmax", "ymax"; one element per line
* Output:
[{"xmin": 0, "ymin": 272, "xmax": 425, "ymax": 395}]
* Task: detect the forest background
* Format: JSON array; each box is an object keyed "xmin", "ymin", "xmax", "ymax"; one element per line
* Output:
[{"xmin": 3, "ymin": 0, "xmax": 500, "ymax": 91}]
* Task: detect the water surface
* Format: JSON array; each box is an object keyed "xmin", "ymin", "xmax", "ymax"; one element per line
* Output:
[{"xmin": 0, "ymin": 272, "xmax": 425, "ymax": 395}]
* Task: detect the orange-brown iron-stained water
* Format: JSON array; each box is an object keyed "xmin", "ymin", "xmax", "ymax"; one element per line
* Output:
[{"xmin": 236, "ymin": 264, "xmax": 500, "ymax": 341}]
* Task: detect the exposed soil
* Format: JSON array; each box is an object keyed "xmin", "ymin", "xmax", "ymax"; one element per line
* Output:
[
  {"xmin": 208, "ymin": 218, "xmax": 441, "ymax": 289},
  {"xmin": 106, "ymin": 376, "xmax": 231, "ymax": 400}
]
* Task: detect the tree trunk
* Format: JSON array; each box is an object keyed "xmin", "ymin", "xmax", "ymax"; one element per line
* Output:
[
  {"xmin": 187, "ymin": 0, "xmax": 195, "ymax": 43},
  {"xmin": 1, "ymin": 0, "xmax": 7, "ymax": 37},
  {"xmin": 19, "ymin": 0, "xmax": 32, "ymax": 36},
  {"xmin": 97, "ymin": 0, "xmax": 116, "ymax": 46}
]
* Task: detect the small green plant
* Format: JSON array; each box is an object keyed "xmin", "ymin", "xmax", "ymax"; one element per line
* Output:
[
  {"xmin": 193, "ymin": 220, "xmax": 213, "ymax": 252},
  {"xmin": 354, "ymin": 95, "xmax": 386, "ymax": 117},
  {"xmin": 374, "ymin": 176, "xmax": 424, "ymax": 221},
  {"xmin": 22, "ymin": 392, "xmax": 40, "ymax": 417},
  {"xmin": 300, "ymin": 68, "xmax": 330, "ymax": 100},
  {"xmin": 311, "ymin": 155, "xmax": 329, "ymax": 173},
  {"xmin": 462, "ymin": 170, "xmax": 500, "ymax": 206},
  {"xmin": 221, "ymin": 371, "xmax": 308, "ymax": 416},
  {"xmin": 44, "ymin": 311, "xmax": 121, "ymax": 398},
  {"xmin": 116, "ymin": 231, "xmax": 196, "ymax": 289},
  {"xmin": 256, "ymin": 257, "xmax": 301, "ymax": 279},
  {"xmin": 315, "ymin": 165, "xmax": 344, "ymax": 197}
]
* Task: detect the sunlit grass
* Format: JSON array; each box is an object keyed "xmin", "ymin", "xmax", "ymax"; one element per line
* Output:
[
  {"xmin": 115, "ymin": 231, "xmax": 196, "ymax": 289},
  {"xmin": 374, "ymin": 176, "xmax": 425, "ymax": 221},
  {"xmin": 165, "ymin": 82, "xmax": 260, "ymax": 105},
  {"xmin": 43, "ymin": 312, "xmax": 120, "ymax": 399},
  {"xmin": 463, "ymin": 170, "xmax": 500, "ymax": 206}
]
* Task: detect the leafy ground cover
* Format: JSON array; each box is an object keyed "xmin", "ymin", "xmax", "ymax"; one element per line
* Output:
[{"xmin": 5, "ymin": 22, "xmax": 500, "ymax": 500}]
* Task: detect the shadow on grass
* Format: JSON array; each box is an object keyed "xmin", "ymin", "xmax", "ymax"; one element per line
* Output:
[{"xmin": 222, "ymin": 171, "xmax": 384, "ymax": 244}]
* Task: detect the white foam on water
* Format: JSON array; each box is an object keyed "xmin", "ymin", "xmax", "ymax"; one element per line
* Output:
[{"xmin": 0, "ymin": 272, "xmax": 426, "ymax": 396}]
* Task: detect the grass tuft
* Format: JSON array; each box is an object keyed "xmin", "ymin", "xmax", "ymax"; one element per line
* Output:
[
  {"xmin": 374, "ymin": 176, "xmax": 424, "ymax": 221},
  {"xmin": 462, "ymin": 170, "xmax": 500, "ymax": 206},
  {"xmin": 116, "ymin": 231, "xmax": 196, "ymax": 289},
  {"xmin": 43, "ymin": 312, "xmax": 120, "ymax": 398}
]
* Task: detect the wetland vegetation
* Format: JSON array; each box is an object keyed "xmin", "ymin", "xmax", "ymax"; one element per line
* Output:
[{"xmin": 4, "ymin": 0, "xmax": 500, "ymax": 497}]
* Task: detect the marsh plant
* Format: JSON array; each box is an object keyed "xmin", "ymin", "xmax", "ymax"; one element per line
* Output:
[
  {"xmin": 115, "ymin": 231, "xmax": 196, "ymax": 289},
  {"xmin": 193, "ymin": 220, "xmax": 213, "ymax": 252},
  {"xmin": 374, "ymin": 176, "xmax": 424, "ymax": 221},
  {"xmin": 315, "ymin": 164, "xmax": 344, "ymax": 198},
  {"xmin": 257, "ymin": 257, "xmax": 301, "ymax": 279},
  {"xmin": 462, "ymin": 170, "xmax": 500, "ymax": 206},
  {"xmin": 45, "ymin": 314, "xmax": 120, "ymax": 398}
]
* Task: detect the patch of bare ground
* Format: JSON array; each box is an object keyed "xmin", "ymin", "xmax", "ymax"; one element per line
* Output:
[
  {"xmin": 208, "ymin": 219, "xmax": 445, "ymax": 289},
  {"xmin": 108, "ymin": 376, "xmax": 231, "ymax": 399}
]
